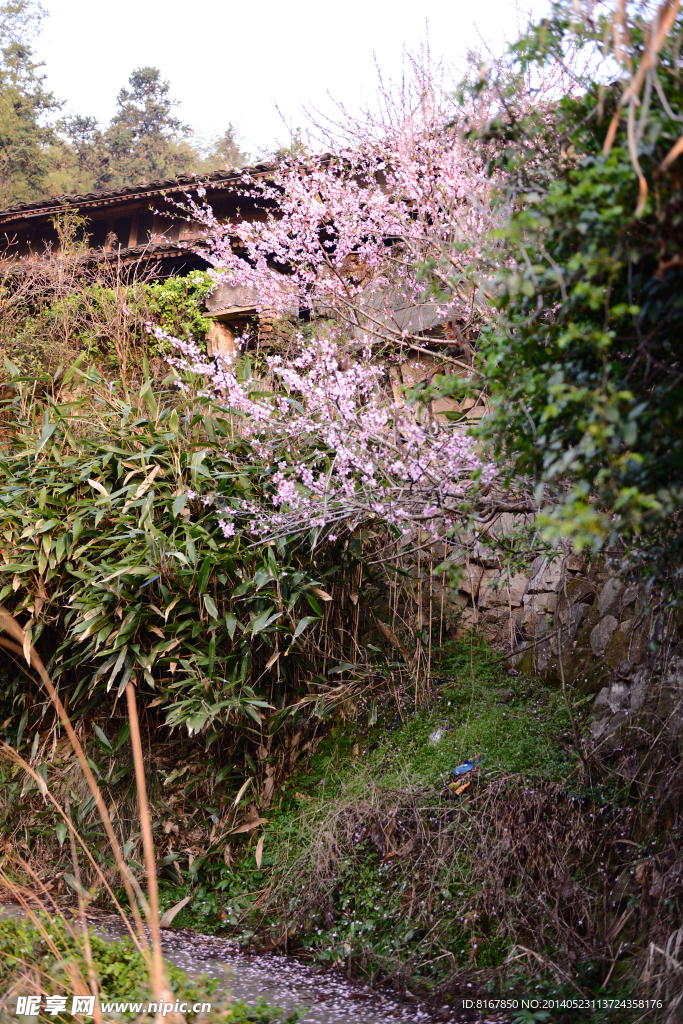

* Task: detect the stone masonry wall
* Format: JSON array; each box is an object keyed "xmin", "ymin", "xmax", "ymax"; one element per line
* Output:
[{"xmin": 441, "ymin": 523, "xmax": 681, "ymax": 753}]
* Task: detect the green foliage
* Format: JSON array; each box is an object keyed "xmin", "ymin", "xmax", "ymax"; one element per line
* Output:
[
  {"xmin": 0, "ymin": 262, "xmax": 213, "ymax": 379},
  {"xmin": 0, "ymin": 914, "xmax": 297, "ymax": 1022},
  {"xmin": 0, "ymin": 914, "xmax": 217, "ymax": 1010},
  {"xmin": 159, "ymin": 639, "xmax": 579, "ymax": 987},
  {"xmin": 145, "ymin": 273, "xmax": 215, "ymax": 355},
  {"xmin": 380, "ymin": 637, "xmax": 576, "ymax": 782},
  {"xmin": 0, "ymin": 365, "xmax": 336, "ymax": 742},
  {"xmin": 194, "ymin": 125, "xmax": 250, "ymax": 174},
  {"xmin": 99, "ymin": 67, "xmax": 195, "ymax": 188},
  {"xmin": 0, "ymin": 0, "xmax": 61, "ymax": 204},
  {"xmin": 60, "ymin": 114, "xmax": 104, "ymax": 194},
  {"xmin": 463, "ymin": 3, "xmax": 683, "ymax": 595}
]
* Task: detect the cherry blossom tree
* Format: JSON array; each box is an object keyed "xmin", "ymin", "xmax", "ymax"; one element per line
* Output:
[
  {"xmin": 161, "ymin": 329, "xmax": 496, "ymax": 548},
  {"xmin": 181, "ymin": 53, "xmax": 504, "ymax": 351},
  {"xmin": 160, "ymin": 55, "xmax": 555, "ymax": 550}
]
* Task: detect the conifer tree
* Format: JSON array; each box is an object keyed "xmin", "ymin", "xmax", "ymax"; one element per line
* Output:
[
  {"xmin": 0, "ymin": 0, "xmax": 60, "ymax": 204},
  {"xmin": 100, "ymin": 66, "xmax": 195, "ymax": 187}
]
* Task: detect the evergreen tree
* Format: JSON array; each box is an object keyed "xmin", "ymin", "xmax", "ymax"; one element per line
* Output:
[
  {"xmin": 61, "ymin": 114, "xmax": 104, "ymax": 193},
  {"xmin": 197, "ymin": 124, "xmax": 250, "ymax": 172},
  {"xmin": 100, "ymin": 66, "xmax": 195, "ymax": 187},
  {"xmin": 0, "ymin": 0, "xmax": 61, "ymax": 204}
]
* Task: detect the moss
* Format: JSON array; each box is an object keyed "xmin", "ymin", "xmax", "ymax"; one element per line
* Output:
[
  {"xmin": 565, "ymin": 578, "xmax": 596, "ymax": 604},
  {"xmin": 517, "ymin": 646, "xmax": 537, "ymax": 677},
  {"xmin": 587, "ymin": 600, "xmax": 602, "ymax": 627},
  {"xmin": 575, "ymin": 657, "xmax": 610, "ymax": 696},
  {"xmin": 604, "ymin": 626, "xmax": 631, "ymax": 668}
]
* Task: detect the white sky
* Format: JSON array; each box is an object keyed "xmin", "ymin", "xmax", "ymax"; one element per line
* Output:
[{"xmin": 34, "ymin": 0, "xmax": 549, "ymax": 157}]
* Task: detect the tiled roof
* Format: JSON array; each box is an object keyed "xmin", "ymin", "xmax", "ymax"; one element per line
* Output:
[{"xmin": 0, "ymin": 165, "xmax": 274, "ymax": 224}]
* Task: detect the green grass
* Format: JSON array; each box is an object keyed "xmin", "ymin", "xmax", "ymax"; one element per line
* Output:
[
  {"xmin": 114, "ymin": 636, "xmax": 647, "ymax": 1018},
  {"xmin": 156, "ymin": 638, "xmax": 581, "ymax": 981},
  {"xmin": 275, "ymin": 635, "xmax": 578, "ymax": 800}
]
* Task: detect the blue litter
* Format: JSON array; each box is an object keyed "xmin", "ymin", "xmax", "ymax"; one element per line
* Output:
[{"xmin": 452, "ymin": 758, "xmax": 481, "ymax": 778}]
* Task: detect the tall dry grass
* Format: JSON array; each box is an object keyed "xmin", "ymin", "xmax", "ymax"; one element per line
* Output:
[{"xmin": 0, "ymin": 603, "xmax": 184, "ymax": 1023}]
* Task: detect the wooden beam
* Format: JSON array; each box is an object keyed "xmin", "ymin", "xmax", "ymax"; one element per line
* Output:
[{"xmin": 128, "ymin": 211, "xmax": 139, "ymax": 248}]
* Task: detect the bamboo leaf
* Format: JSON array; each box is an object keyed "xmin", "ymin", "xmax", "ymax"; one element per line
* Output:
[
  {"xmin": 197, "ymin": 555, "xmax": 211, "ymax": 594},
  {"xmin": 293, "ymin": 615, "xmax": 319, "ymax": 640},
  {"xmin": 232, "ymin": 777, "xmax": 253, "ymax": 807},
  {"xmin": 140, "ymin": 381, "xmax": 159, "ymax": 420},
  {"xmin": 55, "ymin": 820, "xmax": 68, "ymax": 847},
  {"xmin": 225, "ymin": 612, "xmax": 237, "ymax": 639},
  {"xmin": 94, "ymin": 725, "xmax": 113, "ymax": 752},
  {"xmin": 36, "ymin": 422, "xmax": 56, "ymax": 452},
  {"xmin": 115, "ymin": 721, "xmax": 131, "ymax": 750},
  {"xmin": 229, "ymin": 817, "xmax": 268, "ymax": 835},
  {"xmin": 23, "ymin": 627, "xmax": 32, "ymax": 666},
  {"xmin": 72, "ymin": 517, "xmax": 83, "ymax": 544},
  {"xmin": 87, "ymin": 478, "xmax": 109, "ymax": 498},
  {"xmin": 251, "ymin": 607, "xmax": 280, "ymax": 636},
  {"xmin": 268, "ymin": 706, "xmax": 293, "ymax": 735},
  {"xmin": 172, "ymin": 493, "xmax": 188, "ymax": 516},
  {"xmin": 63, "ymin": 872, "xmax": 88, "ymax": 898},
  {"xmin": 159, "ymin": 896, "xmax": 191, "ymax": 929}
]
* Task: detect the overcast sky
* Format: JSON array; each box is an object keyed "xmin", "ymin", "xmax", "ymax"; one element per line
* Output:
[{"xmin": 34, "ymin": 0, "xmax": 549, "ymax": 156}]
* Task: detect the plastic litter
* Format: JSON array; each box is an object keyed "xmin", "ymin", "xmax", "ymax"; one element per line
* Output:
[
  {"xmin": 447, "ymin": 758, "xmax": 481, "ymax": 796},
  {"xmin": 452, "ymin": 758, "xmax": 481, "ymax": 778}
]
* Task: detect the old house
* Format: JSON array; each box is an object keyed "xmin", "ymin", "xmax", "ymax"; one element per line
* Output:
[
  {"xmin": 0, "ymin": 165, "xmax": 456, "ymax": 362},
  {"xmin": 0, "ymin": 167, "xmax": 279, "ymax": 360}
]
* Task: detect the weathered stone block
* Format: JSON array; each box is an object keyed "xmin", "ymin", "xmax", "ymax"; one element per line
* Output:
[
  {"xmin": 458, "ymin": 564, "xmax": 485, "ymax": 598},
  {"xmin": 568, "ymin": 602, "xmax": 590, "ymax": 640},
  {"xmin": 589, "ymin": 709, "xmax": 629, "ymax": 747},
  {"xmin": 574, "ymin": 657, "xmax": 610, "ymax": 695},
  {"xmin": 523, "ymin": 592, "xmax": 557, "ymax": 614},
  {"xmin": 524, "ymin": 556, "xmax": 564, "ymax": 594},
  {"xmin": 594, "ymin": 682, "xmax": 631, "ymax": 713},
  {"xmin": 597, "ymin": 578, "xmax": 624, "ymax": 618},
  {"xmin": 565, "ymin": 553, "xmax": 586, "ymax": 574},
  {"xmin": 604, "ymin": 621, "xmax": 632, "ymax": 668},
  {"xmin": 619, "ymin": 584, "xmax": 640, "ymax": 614},
  {"xmin": 566, "ymin": 578, "xmax": 596, "ymax": 605},
  {"xmin": 591, "ymin": 615, "xmax": 619, "ymax": 657},
  {"xmin": 482, "ymin": 606, "xmax": 511, "ymax": 624},
  {"xmin": 478, "ymin": 572, "xmax": 527, "ymax": 609}
]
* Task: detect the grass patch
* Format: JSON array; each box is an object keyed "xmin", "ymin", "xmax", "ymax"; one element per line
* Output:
[
  {"xmin": 158, "ymin": 638, "xmax": 586, "ymax": 994},
  {"xmin": 276, "ymin": 635, "xmax": 578, "ymax": 801}
]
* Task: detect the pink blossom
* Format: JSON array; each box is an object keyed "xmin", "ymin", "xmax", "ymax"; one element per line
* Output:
[{"xmin": 218, "ymin": 519, "xmax": 236, "ymax": 538}]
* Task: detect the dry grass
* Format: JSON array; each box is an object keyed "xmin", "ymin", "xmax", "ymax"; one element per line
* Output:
[
  {"xmin": 0, "ymin": 604, "xmax": 181, "ymax": 1022},
  {"xmin": 250, "ymin": 762, "xmax": 683, "ymax": 1006}
]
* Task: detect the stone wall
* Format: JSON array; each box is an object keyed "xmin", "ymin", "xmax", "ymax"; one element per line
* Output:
[{"xmin": 442, "ymin": 523, "xmax": 681, "ymax": 753}]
